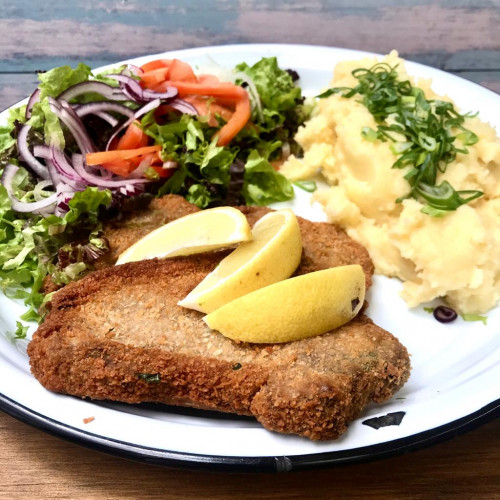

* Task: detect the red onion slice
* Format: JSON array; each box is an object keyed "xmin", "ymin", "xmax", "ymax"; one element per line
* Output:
[
  {"xmin": 33, "ymin": 179, "xmax": 55, "ymax": 201},
  {"xmin": 103, "ymin": 74, "xmax": 145, "ymax": 102},
  {"xmin": 17, "ymin": 125, "xmax": 51, "ymax": 180},
  {"xmin": 32, "ymin": 144, "xmax": 51, "ymax": 159},
  {"xmin": 72, "ymin": 153, "xmax": 113, "ymax": 181},
  {"xmin": 33, "ymin": 145, "xmax": 82, "ymax": 191},
  {"xmin": 25, "ymin": 88, "xmax": 41, "ymax": 120},
  {"xmin": 1, "ymin": 164, "xmax": 58, "ymax": 214},
  {"xmin": 141, "ymin": 87, "xmax": 179, "ymax": 101},
  {"xmin": 57, "ymin": 81, "xmax": 128, "ymax": 102},
  {"xmin": 49, "ymin": 98, "xmax": 97, "ymax": 153},
  {"xmin": 45, "ymin": 145, "xmax": 87, "ymax": 191},
  {"xmin": 46, "ymin": 159, "xmax": 85, "ymax": 191},
  {"xmin": 49, "ymin": 144, "xmax": 86, "ymax": 182},
  {"xmin": 74, "ymin": 101, "xmax": 135, "ymax": 125},
  {"xmin": 167, "ymin": 98, "xmax": 198, "ymax": 115},
  {"xmin": 122, "ymin": 64, "xmax": 143, "ymax": 77},
  {"xmin": 105, "ymin": 74, "xmax": 178, "ymax": 103},
  {"xmin": 44, "ymin": 156, "xmax": 61, "ymax": 186},
  {"xmin": 93, "ymin": 112, "xmax": 119, "ymax": 127},
  {"xmin": 55, "ymin": 184, "xmax": 77, "ymax": 216},
  {"xmin": 118, "ymin": 184, "xmax": 144, "ymax": 196}
]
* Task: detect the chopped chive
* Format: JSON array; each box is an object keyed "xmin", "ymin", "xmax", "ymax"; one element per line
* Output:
[
  {"xmin": 136, "ymin": 373, "xmax": 161, "ymax": 383},
  {"xmin": 293, "ymin": 180, "xmax": 317, "ymax": 192},
  {"xmin": 319, "ymin": 62, "xmax": 483, "ymax": 215},
  {"xmin": 461, "ymin": 313, "xmax": 487, "ymax": 325},
  {"xmin": 361, "ymin": 127, "xmax": 378, "ymax": 142}
]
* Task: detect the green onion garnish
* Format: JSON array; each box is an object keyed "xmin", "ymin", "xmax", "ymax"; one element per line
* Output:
[
  {"xmin": 461, "ymin": 313, "xmax": 487, "ymax": 325},
  {"xmin": 136, "ymin": 373, "xmax": 161, "ymax": 383},
  {"xmin": 318, "ymin": 63, "xmax": 482, "ymax": 215},
  {"xmin": 293, "ymin": 180, "xmax": 317, "ymax": 192}
]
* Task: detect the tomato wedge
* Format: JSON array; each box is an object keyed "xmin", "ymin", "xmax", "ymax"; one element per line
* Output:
[
  {"xmin": 116, "ymin": 121, "xmax": 149, "ymax": 150},
  {"xmin": 184, "ymin": 96, "xmax": 234, "ymax": 127},
  {"xmin": 138, "ymin": 58, "xmax": 252, "ymax": 146},
  {"xmin": 140, "ymin": 59, "xmax": 171, "ymax": 73}
]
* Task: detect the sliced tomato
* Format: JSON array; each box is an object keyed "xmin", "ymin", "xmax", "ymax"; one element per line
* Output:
[
  {"xmin": 150, "ymin": 165, "xmax": 175, "ymax": 178},
  {"xmin": 184, "ymin": 96, "xmax": 234, "ymax": 127},
  {"xmin": 167, "ymin": 59, "xmax": 197, "ymax": 83},
  {"xmin": 140, "ymin": 59, "xmax": 172, "ymax": 73},
  {"xmin": 116, "ymin": 121, "xmax": 149, "ymax": 150}
]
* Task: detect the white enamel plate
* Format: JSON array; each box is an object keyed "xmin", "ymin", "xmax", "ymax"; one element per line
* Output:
[{"xmin": 0, "ymin": 45, "xmax": 498, "ymax": 471}]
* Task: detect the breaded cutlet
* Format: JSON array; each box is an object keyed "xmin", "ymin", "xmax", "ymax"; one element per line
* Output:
[
  {"xmin": 95, "ymin": 195, "xmax": 200, "ymax": 269},
  {"xmin": 95, "ymin": 195, "xmax": 375, "ymax": 284},
  {"xmin": 29, "ymin": 199, "xmax": 410, "ymax": 440},
  {"xmin": 42, "ymin": 195, "xmax": 374, "ymax": 294},
  {"xmin": 29, "ymin": 255, "xmax": 410, "ymax": 441}
]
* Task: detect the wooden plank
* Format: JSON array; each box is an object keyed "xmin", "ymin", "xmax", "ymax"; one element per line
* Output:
[
  {"xmin": 0, "ymin": 411, "xmax": 499, "ymax": 499},
  {"xmin": 0, "ymin": 73, "xmax": 38, "ymax": 111},
  {"xmin": 454, "ymin": 71, "xmax": 500, "ymax": 94},
  {"xmin": 0, "ymin": 1, "xmax": 498, "ymax": 72}
]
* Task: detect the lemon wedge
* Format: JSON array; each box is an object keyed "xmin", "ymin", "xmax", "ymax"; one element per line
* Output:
[
  {"xmin": 116, "ymin": 206, "xmax": 252, "ymax": 264},
  {"xmin": 204, "ymin": 265, "xmax": 365, "ymax": 343},
  {"xmin": 178, "ymin": 209, "xmax": 302, "ymax": 313}
]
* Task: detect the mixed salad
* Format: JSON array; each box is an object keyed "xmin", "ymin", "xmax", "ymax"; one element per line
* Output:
[{"xmin": 0, "ymin": 56, "xmax": 309, "ymax": 333}]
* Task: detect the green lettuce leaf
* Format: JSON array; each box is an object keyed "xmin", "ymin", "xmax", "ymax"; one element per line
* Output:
[
  {"xmin": 64, "ymin": 187, "xmax": 112, "ymax": 224},
  {"xmin": 235, "ymin": 57, "xmax": 300, "ymax": 114},
  {"xmin": 37, "ymin": 63, "xmax": 92, "ymax": 100},
  {"xmin": 0, "ymin": 185, "xmax": 111, "ymax": 323},
  {"xmin": 242, "ymin": 151, "xmax": 294, "ymax": 205},
  {"xmin": 0, "ymin": 127, "xmax": 16, "ymax": 156},
  {"xmin": 149, "ymin": 115, "xmax": 236, "ymax": 205},
  {"xmin": 29, "ymin": 98, "xmax": 65, "ymax": 147},
  {"xmin": 0, "ymin": 105, "xmax": 28, "ymax": 155},
  {"xmin": 186, "ymin": 184, "xmax": 212, "ymax": 208},
  {"xmin": 14, "ymin": 321, "xmax": 29, "ymax": 340},
  {"xmin": 93, "ymin": 65, "xmax": 126, "ymax": 86},
  {"xmin": 149, "ymin": 113, "xmax": 293, "ymax": 207},
  {"xmin": 234, "ymin": 57, "xmax": 308, "ymax": 159}
]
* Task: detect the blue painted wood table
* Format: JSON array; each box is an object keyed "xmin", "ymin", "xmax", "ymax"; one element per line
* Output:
[
  {"xmin": 0, "ymin": 0, "xmax": 498, "ymax": 110},
  {"xmin": 0, "ymin": 1, "xmax": 498, "ymax": 498}
]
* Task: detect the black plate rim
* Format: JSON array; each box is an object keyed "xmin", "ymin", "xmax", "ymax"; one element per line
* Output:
[{"xmin": 1, "ymin": 392, "xmax": 498, "ymax": 472}]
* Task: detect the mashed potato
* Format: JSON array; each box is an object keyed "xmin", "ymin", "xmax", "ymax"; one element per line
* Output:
[{"xmin": 281, "ymin": 51, "xmax": 500, "ymax": 314}]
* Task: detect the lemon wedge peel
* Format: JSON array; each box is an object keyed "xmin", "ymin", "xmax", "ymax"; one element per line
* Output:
[
  {"xmin": 116, "ymin": 206, "xmax": 253, "ymax": 265},
  {"xmin": 204, "ymin": 265, "xmax": 366, "ymax": 344},
  {"xmin": 178, "ymin": 209, "xmax": 303, "ymax": 314}
]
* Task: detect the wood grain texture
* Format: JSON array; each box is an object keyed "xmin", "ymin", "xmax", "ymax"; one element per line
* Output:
[
  {"xmin": 0, "ymin": 411, "xmax": 498, "ymax": 500},
  {"xmin": 0, "ymin": 0, "xmax": 498, "ymax": 71},
  {"xmin": 0, "ymin": 0, "xmax": 498, "ymax": 112}
]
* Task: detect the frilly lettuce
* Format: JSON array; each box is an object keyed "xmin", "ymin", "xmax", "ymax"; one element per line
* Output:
[
  {"xmin": 147, "ymin": 114, "xmax": 294, "ymax": 207},
  {"xmin": 0, "ymin": 184, "xmax": 111, "ymax": 323}
]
